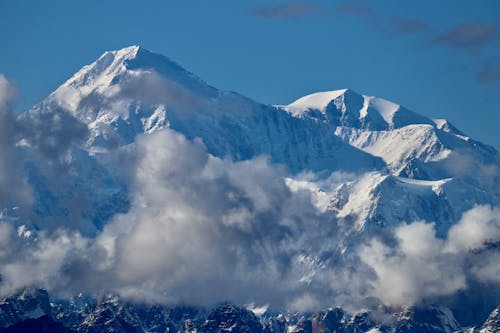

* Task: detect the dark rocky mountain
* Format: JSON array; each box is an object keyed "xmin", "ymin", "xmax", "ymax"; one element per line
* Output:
[
  {"xmin": 0, "ymin": 289, "xmax": 497, "ymax": 333},
  {"xmin": 0, "ymin": 316, "xmax": 72, "ymax": 333}
]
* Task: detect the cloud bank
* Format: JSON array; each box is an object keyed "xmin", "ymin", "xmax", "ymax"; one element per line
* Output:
[
  {"xmin": 0, "ymin": 127, "xmax": 340, "ymax": 309},
  {"xmin": 0, "ymin": 76, "xmax": 498, "ymax": 314}
]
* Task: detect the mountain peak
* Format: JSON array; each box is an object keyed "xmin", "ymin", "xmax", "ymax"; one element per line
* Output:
[
  {"xmin": 285, "ymin": 89, "xmax": 351, "ymax": 111},
  {"xmin": 46, "ymin": 45, "xmax": 217, "ymax": 112},
  {"xmin": 61, "ymin": 45, "xmax": 196, "ymax": 89},
  {"xmin": 92, "ymin": 45, "xmax": 151, "ymax": 73},
  {"xmin": 107, "ymin": 45, "xmax": 142, "ymax": 59},
  {"xmin": 104, "ymin": 45, "xmax": 164, "ymax": 66}
]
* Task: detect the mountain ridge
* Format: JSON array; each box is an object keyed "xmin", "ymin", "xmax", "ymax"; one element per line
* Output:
[
  {"xmin": 20, "ymin": 46, "xmax": 497, "ymax": 235},
  {"xmin": 0, "ymin": 288, "xmax": 498, "ymax": 333}
]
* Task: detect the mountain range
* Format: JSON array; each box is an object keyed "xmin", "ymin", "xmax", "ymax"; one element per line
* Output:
[
  {"xmin": 0, "ymin": 46, "xmax": 498, "ymax": 332},
  {"xmin": 0, "ymin": 288, "xmax": 499, "ymax": 333}
]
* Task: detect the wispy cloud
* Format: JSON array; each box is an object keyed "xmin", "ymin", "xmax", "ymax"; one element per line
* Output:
[
  {"xmin": 430, "ymin": 22, "xmax": 499, "ymax": 51},
  {"xmin": 335, "ymin": 3, "xmax": 499, "ymax": 86},
  {"xmin": 335, "ymin": 2, "xmax": 430, "ymax": 36},
  {"xmin": 249, "ymin": 2, "xmax": 323, "ymax": 19},
  {"xmin": 432, "ymin": 23, "xmax": 500, "ymax": 86}
]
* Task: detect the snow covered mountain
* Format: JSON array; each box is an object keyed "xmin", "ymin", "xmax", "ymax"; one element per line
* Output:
[
  {"xmin": 18, "ymin": 45, "xmax": 498, "ymax": 236},
  {"xmin": 35, "ymin": 46, "xmax": 382, "ymax": 172},
  {"xmin": 0, "ymin": 46, "xmax": 498, "ymax": 331},
  {"xmin": 283, "ymin": 88, "xmax": 497, "ymax": 180},
  {"xmin": 281, "ymin": 88, "xmax": 498, "ymax": 234}
]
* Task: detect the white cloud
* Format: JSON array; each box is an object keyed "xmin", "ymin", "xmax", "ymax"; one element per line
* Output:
[
  {"xmin": 0, "ymin": 75, "xmax": 32, "ymax": 210},
  {"xmin": 445, "ymin": 205, "xmax": 500, "ymax": 254},
  {"xmin": 358, "ymin": 206, "xmax": 500, "ymax": 307},
  {"xmin": 359, "ymin": 222, "xmax": 466, "ymax": 306}
]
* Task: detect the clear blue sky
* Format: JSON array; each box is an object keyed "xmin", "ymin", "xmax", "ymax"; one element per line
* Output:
[{"xmin": 1, "ymin": 0, "xmax": 499, "ymax": 148}]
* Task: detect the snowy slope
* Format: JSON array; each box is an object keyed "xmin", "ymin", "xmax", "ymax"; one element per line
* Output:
[
  {"xmin": 282, "ymin": 89, "xmax": 498, "ymax": 180},
  {"xmin": 289, "ymin": 172, "xmax": 494, "ymax": 236}
]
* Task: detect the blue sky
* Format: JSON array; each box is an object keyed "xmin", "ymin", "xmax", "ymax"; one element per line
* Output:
[{"xmin": 1, "ymin": 0, "xmax": 499, "ymax": 147}]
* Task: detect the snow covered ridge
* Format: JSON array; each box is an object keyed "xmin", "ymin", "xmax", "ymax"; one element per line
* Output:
[
  {"xmin": 0, "ymin": 47, "xmax": 498, "ymax": 328},
  {"xmin": 39, "ymin": 46, "xmax": 498, "ymax": 178}
]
